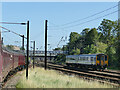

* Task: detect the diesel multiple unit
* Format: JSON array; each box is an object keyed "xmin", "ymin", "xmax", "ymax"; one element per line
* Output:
[{"xmin": 66, "ymin": 54, "xmax": 108, "ymax": 70}]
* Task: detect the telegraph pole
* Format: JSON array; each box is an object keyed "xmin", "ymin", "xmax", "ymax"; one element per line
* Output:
[
  {"xmin": 33, "ymin": 41, "xmax": 35, "ymax": 68},
  {"xmin": 26, "ymin": 21, "xmax": 29, "ymax": 79},
  {"xmin": 45, "ymin": 20, "xmax": 48, "ymax": 70}
]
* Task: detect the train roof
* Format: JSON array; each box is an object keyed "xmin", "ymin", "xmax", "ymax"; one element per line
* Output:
[
  {"xmin": 66, "ymin": 53, "xmax": 106, "ymax": 57},
  {"xmin": 2, "ymin": 46, "xmax": 25, "ymax": 55}
]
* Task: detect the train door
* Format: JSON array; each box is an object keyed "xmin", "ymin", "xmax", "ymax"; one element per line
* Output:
[{"xmin": 100, "ymin": 55, "xmax": 105, "ymax": 67}]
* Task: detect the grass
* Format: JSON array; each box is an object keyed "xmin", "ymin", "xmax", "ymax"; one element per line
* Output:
[
  {"xmin": 108, "ymin": 66, "xmax": 120, "ymax": 71},
  {"xmin": 16, "ymin": 67, "xmax": 114, "ymax": 88}
]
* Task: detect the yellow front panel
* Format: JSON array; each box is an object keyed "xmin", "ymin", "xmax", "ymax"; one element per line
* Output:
[
  {"xmin": 96, "ymin": 56, "xmax": 99, "ymax": 65},
  {"xmin": 105, "ymin": 61, "xmax": 108, "ymax": 66},
  {"xmin": 105, "ymin": 55, "xmax": 108, "ymax": 66},
  {"xmin": 101, "ymin": 60, "xmax": 103, "ymax": 65}
]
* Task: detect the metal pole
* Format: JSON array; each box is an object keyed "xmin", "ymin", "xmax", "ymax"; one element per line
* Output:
[
  {"xmin": 45, "ymin": 20, "xmax": 47, "ymax": 70},
  {"xmin": 22, "ymin": 35, "xmax": 24, "ymax": 51},
  {"xmin": 33, "ymin": 41, "xmax": 35, "ymax": 68},
  {"xmin": 26, "ymin": 21, "xmax": 29, "ymax": 79}
]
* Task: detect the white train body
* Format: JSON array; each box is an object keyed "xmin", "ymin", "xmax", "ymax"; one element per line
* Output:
[{"xmin": 66, "ymin": 54, "xmax": 108, "ymax": 70}]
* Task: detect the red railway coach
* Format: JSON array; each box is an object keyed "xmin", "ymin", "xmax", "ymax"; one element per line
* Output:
[
  {"xmin": 0, "ymin": 32, "xmax": 25, "ymax": 84},
  {"xmin": 18, "ymin": 54, "xmax": 26, "ymax": 66}
]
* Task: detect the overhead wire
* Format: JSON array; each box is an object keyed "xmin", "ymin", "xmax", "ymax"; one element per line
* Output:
[
  {"xmin": 49, "ymin": 9, "xmax": 119, "ymax": 30},
  {"xmin": 49, "ymin": 4, "xmax": 119, "ymax": 28},
  {"xmin": 48, "ymin": 4, "xmax": 119, "ymax": 48},
  {"xmin": 61, "ymin": 9, "xmax": 119, "ymax": 29},
  {"xmin": 2, "ymin": 32, "xmax": 19, "ymax": 46},
  {"xmin": 0, "ymin": 26, "xmax": 27, "ymax": 39}
]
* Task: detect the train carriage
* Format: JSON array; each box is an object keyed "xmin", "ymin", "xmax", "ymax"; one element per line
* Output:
[
  {"xmin": 0, "ymin": 32, "xmax": 25, "ymax": 84},
  {"xmin": 0, "ymin": 48, "xmax": 25, "ymax": 83},
  {"xmin": 66, "ymin": 54, "xmax": 108, "ymax": 70}
]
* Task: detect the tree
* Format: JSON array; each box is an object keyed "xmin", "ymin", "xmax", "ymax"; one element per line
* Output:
[
  {"xmin": 98, "ymin": 19, "xmax": 117, "ymax": 44},
  {"xmin": 70, "ymin": 48, "xmax": 80, "ymax": 55},
  {"xmin": 106, "ymin": 46, "xmax": 116, "ymax": 68},
  {"xmin": 83, "ymin": 44, "xmax": 97, "ymax": 54},
  {"xmin": 53, "ymin": 47, "xmax": 61, "ymax": 51},
  {"xmin": 96, "ymin": 42, "xmax": 107, "ymax": 53},
  {"xmin": 85, "ymin": 28, "xmax": 98, "ymax": 45},
  {"xmin": 69, "ymin": 32, "xmax": 81, "ymax": 43},
  {"xmin": 54, "ymin": 54, "xmax": 66, "ymax": 64},
  {"xmin": 81, "ymin": 28, "xmax": 90, "ymax": 36},
  {"xmin": 68, "ymin": 32, "xmax": 81, "ymax": 54},
  {"xmin": 116, "ymin": 19, "xmax": 120, "ymax": 69},
  {"xmin": 6, "ymin": 45, "xmax": 14, "ymax": 50}
]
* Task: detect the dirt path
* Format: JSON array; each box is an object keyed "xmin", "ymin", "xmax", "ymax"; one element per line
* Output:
[{"xmin": 3, "ymin": 70, "xmax": 25, "ymax": 88}]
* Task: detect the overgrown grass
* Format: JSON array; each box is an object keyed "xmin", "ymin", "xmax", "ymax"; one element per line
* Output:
[
  {"xmin": 16, "ymin": 67, "xmax": 114, "ymax": 88},
  {"xmin": 108, "ymin": 66, "xmax": 120, "ymax": 71}
]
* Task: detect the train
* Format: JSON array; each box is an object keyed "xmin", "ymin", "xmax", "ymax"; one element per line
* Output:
[
  {"xmin": 0, "ymin": 32, "xmax": 26, "ymax": 84},
  {"xmin": 66, "ymin": 54, "xmax": 108, "ymax": 70}
]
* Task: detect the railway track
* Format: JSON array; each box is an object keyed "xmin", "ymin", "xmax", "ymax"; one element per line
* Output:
[
  {"xmin": 35, "ymin": 62, "xmax": 120, "ymax": 87},
  {"xmin": 49, "ymin": 62, "xmax": 120, "ymax": 76},
  {"xmin": 103, "ymin": 70, "xmax": 120, "ymax": 75}
]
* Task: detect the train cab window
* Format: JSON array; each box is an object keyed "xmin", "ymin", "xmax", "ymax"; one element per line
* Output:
[
  {"xmin": 94, "ymin": 57, "xmax": 96, "ymax": 61},
  {"xmin": 97, "ymin": 56, "xmax": 100, "ymax": 61},
  {"xmin": 105, "ymin": 55, "xmax": 107, "ymax": 61},
  {"xmin": 101, "ymin": 56, "xmax": 104, "ymax": 60}
]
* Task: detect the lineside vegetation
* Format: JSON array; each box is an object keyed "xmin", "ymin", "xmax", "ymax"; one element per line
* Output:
[{"xmin": 16, "ymin": 67, "xmax": 113, "ymax": 88}]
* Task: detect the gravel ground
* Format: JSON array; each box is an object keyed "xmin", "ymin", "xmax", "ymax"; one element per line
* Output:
[{"xmin": 3, "ymin": 70, "xmax": 25, "ymax": 88}]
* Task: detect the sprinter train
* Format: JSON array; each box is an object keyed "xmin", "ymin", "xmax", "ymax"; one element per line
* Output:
[{"xmin": 66, "ymin": 54, "xmax": 108, "ymax": 70}]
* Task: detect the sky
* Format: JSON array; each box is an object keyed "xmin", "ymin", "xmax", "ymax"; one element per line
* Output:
[{"xmin": 0, "ymin": 2, "xmax": 119, "ymax": 51}]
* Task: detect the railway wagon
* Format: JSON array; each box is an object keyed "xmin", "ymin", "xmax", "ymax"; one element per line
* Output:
[
  {"xmin": 0, "ymin": 48, "xmax": 25, "ymax": 83},
  {"xmin": 0, "ymin": 32, "xmax": 25, "ymax": 84},
  {"xmin": 66, "ymin": 54, "xmax": 108, "ymax": 70}
]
